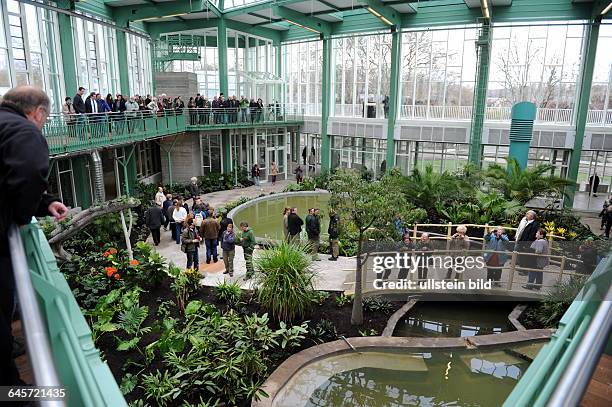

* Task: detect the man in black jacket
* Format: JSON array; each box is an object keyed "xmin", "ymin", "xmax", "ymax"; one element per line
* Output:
[
  {"xmin": 0, "ymin": 86, "xmax": 69, "ymax": 386},
  {"xmin": 305, "ymin": 208, "xmax": 321, "ymax": 260},
  {"xmin": 145, "ymin": 202, "xmax": 164, "ymax": 246},
  {"xmin": 515, "ymin": 210, "xmax": 539, "ymax": 271},
  {"xmin": 328, "ymin": 209, "xmax": 340, "ymax": 261},
  {"xmin": 287, "ymin": 208, "xmax": 304, "ymax": 244},
  {"xmin": 73, "ymin": 86, "xmax": 86, "ymax": 114}
]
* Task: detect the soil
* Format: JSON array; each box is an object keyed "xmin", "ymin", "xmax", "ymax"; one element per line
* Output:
[{"xmin": 95, "ymin": 277, "xmax": 402, "ymax": 405}]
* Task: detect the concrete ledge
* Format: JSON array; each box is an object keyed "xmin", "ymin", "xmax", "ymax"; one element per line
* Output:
[
  {"xmin": 382, "ymin": 298, "xmax": 418, "ymax": 337},
  {"xmin": 253, "ymin": 329, "xmax": 554, "ymax": 407},
  {"xmin": 508, "ymin": 304, "xmax": 528, "ymax": 330}
]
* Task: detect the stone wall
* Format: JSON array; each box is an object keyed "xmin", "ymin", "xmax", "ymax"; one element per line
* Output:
[
  {"xmin": 154, "ymin": 72, "xmax": 198, "ymax": 98},
  {"xmin": 159, "ymin": 133, "xmax": 201, "ymax": 184}
]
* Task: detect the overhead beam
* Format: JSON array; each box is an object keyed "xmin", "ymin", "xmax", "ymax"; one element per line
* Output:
[
  {"xmin": 224, "ymin": 0, "xmax": 305, "ymax": 18},
  {"xmin": 360, "ymin": 0, "xmax": 402, "ymax": 27},
  {"xmin": 273, "ymin": 5, "xmax": 332, "ymax": 36},
  {"xmin": 145, "ymin": 19, "xmax": 219, "ymax": 39},
  {"xmin": 225, "ymin": 19, "xmax": 282, "ymax": 44},
  {"xmin": 113, "ymin": 0, "xmax": 213, "ymax": 22}
]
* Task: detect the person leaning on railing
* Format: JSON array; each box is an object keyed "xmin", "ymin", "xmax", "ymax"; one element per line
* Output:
[{"xmin": 0, "ymin": 86, "xmax": 69, "ymax": 386}]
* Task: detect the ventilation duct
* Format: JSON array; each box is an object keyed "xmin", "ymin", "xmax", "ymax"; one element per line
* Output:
[{"xmin": 89, "ymin": 151, "xmax": 105, "ymax": 203}]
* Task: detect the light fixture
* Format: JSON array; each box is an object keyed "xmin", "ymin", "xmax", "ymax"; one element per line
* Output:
[
  {"xmin": 133, "ymin": 13, "xmax": 187, "ymax": 22},
  {"xmin": 285, "ymin": 19, "xmax": 320, "ymax": 34},
  {"xmin": 480, "ymin": 0, "xmax": 490, "ymax": 19},
  {"xmin": 366, "ymin": 6, "xmax": 394, "ymax": 26},
  {"xmin": 602, "ymin": 2, "xmax": 612, "ymax": 16}
]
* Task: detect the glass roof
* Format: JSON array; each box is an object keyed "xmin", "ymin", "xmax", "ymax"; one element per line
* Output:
[{"xmin": 223, "ymin": 0, "xmax": 271, "ymax": 10}]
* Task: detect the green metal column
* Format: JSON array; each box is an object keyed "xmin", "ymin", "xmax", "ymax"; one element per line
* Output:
[
  {"xmin": 468, "ymin": 21, "xmax": 492, "ymax": 167},
  {"xmin": 218, "ymin": 18, "xmax": 228, "ymax": 96},
  {"xmin": 320, "ymin": 37, "xmax": 332, "ymax": 171},
  {"xmin": 385, "ymin": 30, "xmax": 402, "ymax": 168},
  {"xmin": 116, "ymin": 29, "xmax": 130, "ymax": 95},
  {"xmin": 57, "ymin": 12, "xmax": 77, "ymax": 95},
  {"xmin": 72, "ymin": 156, "xmax": 92, "ymax": 209},
  {"xmin": 565, "ymin": 19, "xmax": 601, "ymax": 208},
  {"xmin": 222, "ymin": 129, "xmax": 232, "ymax": 174}
]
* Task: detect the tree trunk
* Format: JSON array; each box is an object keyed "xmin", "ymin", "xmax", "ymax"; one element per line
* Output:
[
  {"xmin": 120, "ymin": 210, "xmax": 134, "ymax": 261},
  {"xmin": 351, "ymin": 231, "xmax": 364, "ymax": 325}
]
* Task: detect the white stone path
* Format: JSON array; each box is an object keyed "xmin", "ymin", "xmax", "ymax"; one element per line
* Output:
[{"xmin": 147, "ymin": 180, "xmax": 355, "ymax": 291}]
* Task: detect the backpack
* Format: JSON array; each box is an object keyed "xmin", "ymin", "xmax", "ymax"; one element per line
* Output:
[{"xmin": 194, "ymin": 212, "xmax": 204, "ymax": 227}]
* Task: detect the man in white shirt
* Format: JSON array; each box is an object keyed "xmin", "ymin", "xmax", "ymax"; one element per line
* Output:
[{"xmin": 172, "ymin": 199, "xmax": 187, "ymax": 244}]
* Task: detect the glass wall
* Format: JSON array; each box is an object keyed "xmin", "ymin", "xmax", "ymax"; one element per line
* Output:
[
  {"xmin": 136, "ymin": 141, "xmax": 161, "ymax": 179},
  {"xmin": 589, "ymin": 24, "xmax": 612, "ymax": 126},
  {"xmin": 72, "ymin": 16, "xmax": 120, "ymax": 98},
  {"xmin": 0, "ymin": 0, "xmax": 63, "ymax": 110},
  {"xmin": 332, "ymin": 33, "xmax": 392, "ymax": 118},
  {"xmin": 330, "ymin": 135, "xmax": 387, "ymax": 177},
  {"xmin": 395, "ymin": 141, "xmax": 470, "ymax": 175},
  {"xmin": 47, "ymin": 158, "xmax": 76, "ymax": 208},
  {"xmin": 488, "ymin": 22, "xmax": 585, "ymax": 123},
  {"xmin": 171, "ymin": 32, "xmax": 219, "ymax": 97},
  {"xmin": 229, "ymin": 32, "xmax": 276, "ymax": 100},
  {"xmin": 127, "ymin": 33, "xmax": 153, "ymax": 97},
  {"xmin": 283, "ymin": 40, "xmax": 322, "ymax": 116},
  {"xmin": 200, "ymin": 133, "xmax": 223, "ymax": 174},
  {"xmin": 399, "ymin": 26, "xmax": 478, "ymax": 120}
]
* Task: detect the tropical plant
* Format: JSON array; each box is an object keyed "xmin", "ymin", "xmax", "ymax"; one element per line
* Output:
[
  {"xmin": 362, "ymin": 296, "xmax": 394, "ymax": 314},
  {"xmin": 140, "ymin": 370, "xmax": 182, "ymax": 407},
  {"xmin": 401, "ymin": 165, "xmax": 468, "ymax": 215},
  {"xmin": 335, "ymin": 293, "xmax": 353, "ymax": 307},
  {"xmin": 215, "ymin": 280, "xmax": 242, "ymax": 307},
  {"xmin": 309, "ymin": 319, "xmax": 338, "ymax": 343},
  {"xmin": 253, "ymin": 242, "xmax": 316, "ymax": 322},
  {"xmin": 328, "ymin": 168, "xmax": 421, "ymax": 325},
  {"xmin": 359, "ymin": 328, "xmax": 378, "ymax": 336},
  {"xmin": 310, "ymin": 290, "xmax": 330, "ymax": 305},
  {"xmin": 484, "ymin": 157, "xmax": 573, "ymax": 204},
  {"xmin": 133, "ymin": 241, "xmax": 166, "ymax": 288},
  {"xmin": 222, "ymin": 196, "xmax": 252, "ymax": 213},
  {"xmin": 169, "ymin": 265, "xmax": 201, "ymax": 313}
]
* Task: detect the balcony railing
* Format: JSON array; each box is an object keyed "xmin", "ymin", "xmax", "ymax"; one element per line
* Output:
[{"xmin": 43, "ymin": 106, "xmax": 304, "ymax": 156}]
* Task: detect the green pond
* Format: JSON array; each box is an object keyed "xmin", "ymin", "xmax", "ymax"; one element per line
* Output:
[
  {"xmin": 273, "ymin": 347, "xmax": 536, "ymax": 407},
  {"xmin": 394, "ymin": 302, "xmax": 516, "ymax": 338},
  {"xmin": 232, "ymin": 193, "xmax": 330, "ymax": 240}
]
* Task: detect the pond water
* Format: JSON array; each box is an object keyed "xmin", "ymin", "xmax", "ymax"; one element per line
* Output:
[
  {"xmin": 393, "ymin": 302, "xmax": 516, "ymax": 338},
  {"xmin": 232, "ymin": 193, "xmax": 330, "ymax": 240},
  {"xmin": 272, "ymin": 348, "xmax": 533, "ymax": 407}
]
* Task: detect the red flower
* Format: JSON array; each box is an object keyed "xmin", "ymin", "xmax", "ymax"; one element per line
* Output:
[
  {"xmin": 108, "ymin": 248, "xmax": 118, "ymax": 255},
  {"xmin": 103, "ymin": 251, "xmax": 110, "ymax": 258},
  {"xmin": 114, "ymin": 273, "xmax": 121, "ymax": 280},
  {"xmin": 129, "ymin": 259, "xmax": 140, "ymax": 266},
  {"xmin": 105, "ymin": 266, "xmax": 117, "ymax": 277}
]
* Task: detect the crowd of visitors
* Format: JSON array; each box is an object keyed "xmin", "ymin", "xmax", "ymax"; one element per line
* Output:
[{"xmin": 62, "ymin": 87, "xmax": 279, "ymax": 125}]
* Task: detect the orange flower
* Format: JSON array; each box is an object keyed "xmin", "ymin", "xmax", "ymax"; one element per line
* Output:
[
  {"xmin": 105, "ymin": 266, "xmax": 117, "ymax": 277},
  {"xmin": 103, "ymin": 251, "xmax": 110, "ymax": 258},
  {"xmin": 108, "ymin": 248, "xmax": 118, "ymax": 255},
  {"xmin": 114, "ymin": 273, "xmax": 121, "ymax": 280},
  {"xmin": 129, "ymin": 259, "xmax": 140, "ymax": 266}
]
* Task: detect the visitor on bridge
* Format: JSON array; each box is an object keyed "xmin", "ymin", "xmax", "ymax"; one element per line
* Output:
[
  {"xmin": 221, "ymin": 223, "xmax": 236, "ymax": 277},
  {"xmin": 240, "ymin": 96, "xmax": 249, "ymax": 122},
  {"xmin": 484, "ymin": 228, "xmax": 510, "ymax": 287},
  {"xmin": 287, "ymin": 207, "xmax": 304, "ymax": 244},
  {"xmin": 524, "ymin": 228, "xmax": 549, "ymax": 291},
  {"xmin": 172, "ymin": 199, "xmax": 188, "ymax": 244},
  {"xmin": 145, "ymin": 201, "xmax": 164, "ymax": 246},
  {"xmin": 446, "ymin": 225, "xmax": 470, "ymax": 280},
  {"xmin": 328, "ymin": 209, "xmax": 340, "ymax": 261},
  {"xmin": 515, "ymin": 210, "xmax": 539, "ymax": 272},
  {"xmin": 181, "ymin": 216, "xmax": 201, "ymax": 271},
  {"xmin": 238, "ymin": 222, "xmax": 256, "ymax": 279},
  {"xmin": 201, "ymin": 209, "xmax": 220, "ymax": 264},
  {"xmin": 0, "ymin": 86, "xmax": 69, "ymax": 386},
  {"xmin": 306, "ymin": 208, "xmax": 321, "ymax": 260},
  {"xmin": 415, "ymin": 233, "xmax": 434, "ymax": 281}
]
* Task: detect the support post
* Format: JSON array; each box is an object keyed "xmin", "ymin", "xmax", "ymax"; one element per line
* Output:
[
  {"xmin": 222, "ymin": 129, "xmax": 232, "ymax": 174},
  {"xmin": 57, "ymin": 12, "xmax": 77, "ymax": 95},
  {"xmin": 116, "ymin": 27, "xmax": 131, "ymax": 95},
  {"xmin": 468, "ymin": 21, "xmax": 492, "ymax": 167},
  {"xmin": 565, "ymin": 18, "xmax": 601, "ymax": 207},
  {"xmin": 218, "ymin": 18, "xmax": 228, "ymax": 96},
  {"xmin": 385, "ymin": 30, "xmax": 401, "ymax": 168},
  {"xmin": 72, "ymin": 156, "xmax": 92, "ymax": 209},
  {"xmin": 320, "ymin": 37, "xmax": 332, "ymax": 171}
]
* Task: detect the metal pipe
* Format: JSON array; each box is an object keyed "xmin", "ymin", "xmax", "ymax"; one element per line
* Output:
[
  {"xmin": 8, "ymin": 225, "xmax": 65, "ymax": 407},
  {"xmin": 547, "ymin": 284, "xmax": 612, "ymax": 407},
  {"xmin": 90, "ymin": 151, "xmax": 106, "ymax": 203},
  {"xmin": 340, "ymin": 335, "xmax": 357, "ymax": 352}
]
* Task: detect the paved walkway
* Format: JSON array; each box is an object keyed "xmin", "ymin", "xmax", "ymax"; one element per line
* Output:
[{"xmin": 148, "ymin": 180, "xmax": 355, "ymax": 291}]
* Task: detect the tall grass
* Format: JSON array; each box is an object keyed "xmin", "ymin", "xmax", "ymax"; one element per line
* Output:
[{"xmin": 253, "ymin": 242, "xmax": 316, "ymax": 322}]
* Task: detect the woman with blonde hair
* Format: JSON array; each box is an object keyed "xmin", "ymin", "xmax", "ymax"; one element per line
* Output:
[
  {"xmin": 446, "ymin": 225, "xmax": 470, "ymax": 280},
  {"xmin": 154, "ymin": 186, "xmax": 165, "ymax": 206}
]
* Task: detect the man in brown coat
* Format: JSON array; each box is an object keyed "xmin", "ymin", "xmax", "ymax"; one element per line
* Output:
[{"xmin": 200, "ymin": 209, "xmax": 220, "ymax": 263}]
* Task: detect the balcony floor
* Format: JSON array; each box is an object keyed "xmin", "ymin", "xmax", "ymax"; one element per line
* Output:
[{"xmin": 581, "ymin": 353, "xmax": 612, "ymax": 407}]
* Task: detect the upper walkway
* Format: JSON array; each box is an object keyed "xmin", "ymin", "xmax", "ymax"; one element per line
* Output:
[{"xmin": 43, "ymin": 106, "xmax": 304, "ymax": 156}]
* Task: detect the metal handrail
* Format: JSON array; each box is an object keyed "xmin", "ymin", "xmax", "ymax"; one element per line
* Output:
[
  {"xmin": 8, "ymin": 224, "xmax": 65, "ymax": 407},
  {"xmin": 547, "ymin": 284, "xmax": 612, "ymax": 407}
]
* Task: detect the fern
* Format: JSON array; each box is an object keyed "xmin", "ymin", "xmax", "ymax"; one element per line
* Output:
[{"xmin": 118, "ymin": 305, "xmax": 150, "ymax": 336}]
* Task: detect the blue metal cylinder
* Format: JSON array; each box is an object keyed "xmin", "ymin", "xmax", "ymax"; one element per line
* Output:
[{"xmin": 508, "ymin": 102, "xmax": 536, "ymax": 170}]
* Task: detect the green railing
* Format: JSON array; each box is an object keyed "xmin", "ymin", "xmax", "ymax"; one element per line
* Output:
[
  {"xmin": 20, "ymin": 221, "xmax": 127, "ymax": 407},
  {"xmin": 503, "ymin": 254, "xmax": 612, "ymax": 406},
  {"xmin": 43, "ymin": 107, "xmax": 304, "ymax": 156}
]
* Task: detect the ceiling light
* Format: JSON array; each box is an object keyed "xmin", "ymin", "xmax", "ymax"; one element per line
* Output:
[
  {"xmin": 285, "ymin": 19, "xmax": 320, "ymax": 34},
  {"xmin": 366, "ymin": 6, "xmax": 393, "ymax": 26},
  {"xmin": 134, "ymin": 13, "xmax": 187, "ymax": 22},
  {"xmin": 602, "ymin": 2, "xmax": 612, "ymax": 15}
]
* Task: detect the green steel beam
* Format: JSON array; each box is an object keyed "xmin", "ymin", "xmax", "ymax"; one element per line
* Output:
[
  {"xmin": 273, "ymin": 5, "xmax": 332, "ymax": 37},
  {"xmin": 361, "ymin": 0, "xmax": 402, "ymax": 27},
  {"xmin": 385, "ymin": 31, "xmax": 401, "ymax": 168},
  {"xmin": 218, "ymin": 18, "xmax": 229, "ymax": 96},
  {"xmin": 225, "ymin": 19, "xmax": 282, "ymax": 43},
  {"xmin": 223, "ymin": 0, "xmax": 304, "ymax": 18},
  {"xmin": 492, "ymin": 0, "xmax": 593, "ymax": 22},
  {"xmin": 145, "ymin": 18, "xmax": 219, "ymax": 39},
  {"xmin": 112, "ymin": 0, "xmax": 207, "ymax": 22},
  {"xmin": 72, "ymin": 156, "xmax": 92, "ymax": 209},
  {"xmin": 468, "ymin": 21, "xmax": 491, "ymax": 167},
  {"xmin": 565, "ymin": 18, "xmax": 601, "ymax": 207},
  {"xmin": 57, "ymin": 12, "xmax": 78, "ymax": 95},
  {"xmin": 115, "ymin": 30, "xmax": 131, "ymax": 95},
  {"xmin": 320, "ymin": 37, "xmax": 332, "ymax": 171}
]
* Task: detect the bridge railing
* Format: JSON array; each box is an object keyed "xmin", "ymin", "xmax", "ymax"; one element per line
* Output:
[
  {"xmin": 14, "ymin": 220, "xmax": 126, "ymax": 407},
  {"xmin": 503, "ymin": 253, "xmax": 612, "ymax": 406},
  {"xmin": 43, "ymin": 105, "xmax": 304, "ymax": 155}
]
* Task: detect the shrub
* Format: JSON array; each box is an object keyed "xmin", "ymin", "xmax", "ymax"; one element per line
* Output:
[
  {"xmin": 301, "ymin": 177, "xmax": 316, "ymax": 191},
  {"xmin": 215, "ymin": 280, "xmax": 242, "ymax": 307},
  {"xmin": 310, "ymin": 290, "xmax": 330, "ymax": 305},
  {"xmin": 222, "ymin": 196, "xmax": 252, "ymax": 213},
  {"xmin": 169, "ymin": 265, "xmax": 201, "ymax": 313},
  {"xmin": 253, "ymin": 242, "xmax": 316, "ymax": 322},
  {"xmin": 362, "ymin": 296, "xmax": 394, "ymax": 314},
  {"xmin": 335, "ymin": 293, "xmax": 352, "ymax": 307},
  {"xmin": 309, "ymin": 319, "xmax": 338, "ymax": 343}
]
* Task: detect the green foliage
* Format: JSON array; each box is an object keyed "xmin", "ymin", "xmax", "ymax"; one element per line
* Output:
[
  {"xmin": 310, "ymin": 290, "xmax": 330, "ymax": 305},
  {"xmin": 401, "ymin": 165, "xmax": 468, "ymax": 216},
  {"xmin": 253, "ymin": 242, "xmax": 316, "ymax": 322},
  {"xmin": 359, "ymin": 328, "xmax": 378, "ymax": 337},
  {"xmin": 169, "ymin": 264, "xmax": 201, "ymax": 314},
  {"xmin": 313, "ymin": 170, "xmax": 332, "ymax": 190},
  {"xmin": 221, "ymin": 196, "xmax": 252, "ymax": 213},
  {"xmin": 120, "ymin": 373, "xmax": 138, "ymax": 395},
  {"xmin": 484, "ymin": 157, "xmax": 573, "ymax": 204},
  {"xmin": 362, "ymin": 296, "xmax": 394, "ymax": 314},
  {"xmin": 437, "ymin": 191, "xmax": 523, "ymax": 225},
  {"xmin": 282, "ymin": 176, "xmax": 316, "ymax": 192},
  {"xmin": 215, "ymin": 280, "xmax": 243, "ymax": 307},
  {"xmin": 308, "ymin": 319, "xmax": 338, "ymax": 343},
  {"xmin": 522, "ymin": 276, "xmax": 588, "ymax": 328},
  {"xmin": 133, "ymin": 241, "xmax": 167, "ymax": 288},
  {"xmin": 282, "ymin": 183, "xmax": 303, "ymax": 192},
  {"xmin": 335, "ymin": 293, "xmax": 353, "ymax": 307},
  {"xmin": 197, "ymin": 172, "xmax": 235, "ymax": 194},
  {"xmin": 140, "ymin": 370, "xmax": 182, "ymax": 407}
]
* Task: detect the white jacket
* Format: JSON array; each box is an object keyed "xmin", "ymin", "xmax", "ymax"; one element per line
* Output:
[{"xmin": 172, "ymin": 207, "xmax": 187, "ymax": 223}]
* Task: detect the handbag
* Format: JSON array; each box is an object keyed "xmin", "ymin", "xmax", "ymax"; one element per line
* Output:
[{"xmin": 486, "ymin": 253, "xmax": 499, "ymax": 267}]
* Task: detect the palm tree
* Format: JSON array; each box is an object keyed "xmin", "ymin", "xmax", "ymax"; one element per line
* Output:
[{"xmin": 484, "ymin": 157, "xmax": 573, "ymax": 204}]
